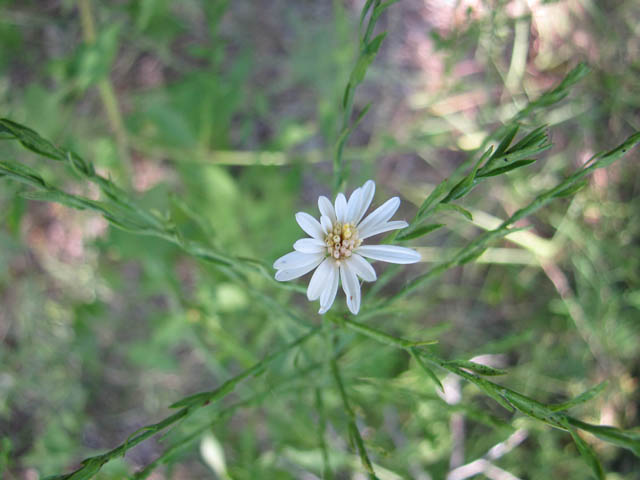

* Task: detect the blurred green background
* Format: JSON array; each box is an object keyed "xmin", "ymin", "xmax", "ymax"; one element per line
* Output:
[{"xmin": 1, "ymin": 0, "xmax": 639, "ymax": 478}]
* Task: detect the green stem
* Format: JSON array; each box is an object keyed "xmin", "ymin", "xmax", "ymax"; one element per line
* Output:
[
  {"xmin": 77, "ymin": 0, "xmax": 133, "ymax": 180},
  {"xmin": 315, "ymin": 388, "xmax": 333, "ymax": 479},
  {"xmin": 330, "ymin": 357, "xmax": 378, "ymax": 479},
  {"xmin": 333, "ymin": 0, "xmax": 383, "ymax": 195}
]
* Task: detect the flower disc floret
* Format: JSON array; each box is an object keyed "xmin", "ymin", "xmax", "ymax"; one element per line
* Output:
[{"xmin": 325, "ymin": 222, "xmax": 362, "ymax": 262}]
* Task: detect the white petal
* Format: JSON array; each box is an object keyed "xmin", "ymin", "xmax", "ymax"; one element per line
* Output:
[
  {"xmin": 354, "ymin": 180, "xmax": 376, "ymax": 225},
  {"xmin": 318, "ymin": 196, "xmax": 337, "ymax": 224},
  {"xmin": 274, "ymin": 256, "xmax": 324, "ymax": 281},
  {"xmin": 335, "ymin": 193, "xmax": 348, "ymax": 223},
  {"xmin": 357, "ymin": 197, "xmax": 400, "ymax": 233},
  {"xmin": 320, "ymin": 215, "xmax": 333, "ymax": 234},
  {"xmin": 356, "ymin": 245, "xmax": 421, "ymax": 264},
  {"xmin": 319, "ymin": 262, "xmax": 339, "ymax": 314},
  {"xmin": 307, "ymin": 258, "xmax": 334, "ymax": 301},
  {"xmin": 294, "ymin": 238, "xmax": 326, "ymax": 254},
  {"xmin": 346, "ymin": 253, "xmax": 377, "ymax": 282},
  {"xmin": 340, "ymin": 262, "xmax": 361, "ymax": 315},
  {"xmin": 295, "ymin": 212, "xmax": 325, "ymax": 240},
  {"xmin": 346, "ymin": 187, "xmax": 362, "ymax": 223},
  {"xmin": 359, "ymin": 220, "xmax": 408, "ymax": 240},
  {"xmin": 274, "ymin": 251, "xmax": 324, "ymax": 270}
]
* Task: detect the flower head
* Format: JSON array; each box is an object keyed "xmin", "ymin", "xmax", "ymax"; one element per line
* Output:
[{"xmin": 273, "ymin": 180, "xmax": 420, "ymax": 314}]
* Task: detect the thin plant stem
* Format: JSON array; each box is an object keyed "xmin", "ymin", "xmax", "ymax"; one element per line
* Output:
[
  {"xmin": 330, "ymin": 357, "xmax": 378, "ymax": 479},
  {"xmin": 77, "ymin": 0, "xmax": 133, "ymax": 180},
  {"xmin": 315, "ymin": 387, "xmax": 333, "ymax": 480}
]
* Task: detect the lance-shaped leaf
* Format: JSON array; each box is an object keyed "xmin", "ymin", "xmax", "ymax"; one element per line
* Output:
[
  {"xmin": 0, "ymin": 160, "xmax": 48, "ymax": 188},
  {"xmin": 446, "ymin": 360, "xmax": 507, "ymax": 376},
  {"xmin": 0, "ymin": 118, "xmax": 65, "ymax": 161},
  {"xmin": 560, "ymin": 417, "xmax": 605, "ymax": 480},
  {"xmin": 549, "ymin": 382, "xmax": 607, "ymax": 412},
  {"xmin": 396, "ymin": 223, "xmax": 444, "ymax": 241}
]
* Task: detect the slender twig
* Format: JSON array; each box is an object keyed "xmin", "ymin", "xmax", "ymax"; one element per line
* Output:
[
  {"xmin": 333, "ymin": 0, "xmax": 386, "ymax": 194},
  {"xmin": 77, "ymin": 0, "xmax": 132, "ymax": 179},
  {"xmin": 315, "ymin": 388, "xmax": 333, "ymax": 479},
  {"xmin": 330, "ymin": 357, "xmax": 378, "ymax": 479}
]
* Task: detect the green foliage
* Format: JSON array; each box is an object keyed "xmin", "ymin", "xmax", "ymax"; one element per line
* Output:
[
  {"xmin": 3, "ymin": 111, "xmax": 638, "ymax": 477},
  {"xmin": 2, "ymin": 1, "xmax": 640, "ymax": 479},
  {"xmin": 335, "ymin": 0, "xmax": 392, "ymax": 194}
]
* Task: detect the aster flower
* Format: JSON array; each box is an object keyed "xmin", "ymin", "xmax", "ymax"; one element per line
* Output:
[{"xmin": 273, "ymin": 180, "xmax": 420, "ymax": 315}]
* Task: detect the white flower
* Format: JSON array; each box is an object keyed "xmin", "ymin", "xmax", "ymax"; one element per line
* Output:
[{"xmin": 273, "ymin": 180, "xmax": 420, "ymax": 315}]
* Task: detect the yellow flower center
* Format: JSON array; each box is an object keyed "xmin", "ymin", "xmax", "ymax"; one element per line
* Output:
[{"xmin": 325, "ymin": 222, "xmax": 362, "ymax": 264}]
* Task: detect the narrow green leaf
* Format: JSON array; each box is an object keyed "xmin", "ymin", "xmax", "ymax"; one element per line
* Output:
[
  {"xmin": 478, "ymin": 158, "xmax": 537, "ymax": 178},
  {"xmin": 187, "ymin": 245, "xmax": 232, "ymax": 266},
  {"xmin": 569, "ymin": 419, "xmax": 640, "ymax": 456},
  {"xmin": 552, "ymin": 179, "xmax": 589, "ymax": 198},
  {"xmin": 457, "ymin": 247, "xmax": 487, "ymax": 265},
  {"xmin": 447, "ymin": 360, "xmax": 507, "ymax": 376},
  {"xmin": 442, "ymin": 147, "xmax": 493, "ymax": 202},
  {"xmin": 496, "ymin": 143, "xmax": 552, "ymax": 164},
  {"xmin": 102, "ymin": 215, "xmax": 155, "ymax": 235},
  {"xmin": 594, "ymin": 131, "xmax": 640, "ymax": 168},
  {"xmin": 371, "ymin": 0, "xmax": 401, "ymax": 23},
  {"xmin": 441, "ymin": 177, "xmax": 477, "ymax": 203},
  {"xmin": 336, "ymin": 103, "xmax": 372, "ymax": 149},
  {"xmin": 335, "ymin": 315, "xmax": 413, "ymax": 349},
  {"xmin": 559, "ymin": 63, "xmax": 591, "ymax": 89},
  {"xmin": 396, "ymin": 223, "xmax": 444, "ymax": 241},
  {"xmin": 417, "ymin": 179, "xmax": 450, "ymax": 217},
  {"xmin": 342, "ymin": 82, "xmax": 352, "ymax": 109},
  {"xmin": 20, "ymin": 190, "xmax": 90, "ymax": 210},
  {"xmin": 509, "ymin": 125, "xmax": 548, "ymax": 152},
  {"xmin": 434, "ymin": 203, "xmax": 473, "ymax": 221},
  {"xmin": 0, "ymin": 118, "xmax": 65, "ymax": 161},
  {"xmin": 351, "ymin": 103, "xmax": 372, "ymax": 131},
  {"xmin": 515, "ymin": 64, "xmax": 589, "ymax": 119},
  {"xmin": 460, "ymin": 373, "xmax": 514, "ymax": 412},
  {"xmin": 410, "ymin": 348, "xmax": 443, "ymax": 392},
  {"xmin": 494, "ymin": 124, "xmax": 519, "ymax": 157},
  {"xmin": 561, "ymin": 418, "xmax": 605, "ymax": 480},
  {"xmin": 0, "ymin": 160, "xmax": 47, "ymax": 188},
  {"xmin": 68, "ymin": 152, "xmax": 95, "ymax": 177},
  {"xmin": 405, "ymin": 339, "xmax": 439, "ymax": 347},
  {"xmin": 500, "ymin": 389, "xmax": 561, "ymax": 425},
  {"xmin": 549, "ymin": 382, "xmax": 607, "ymax": 412},
  {"xmin": 417, "ymin": 351, "xmax": 515, "ymax": 411},
  {"xmin": 478, "ymin": 128, "xmax": 550, "ymax": 177},
  {"xmin": 350, "ymin": 32, "xmax": 387, "ymax": 85},
  {"xmin": 359, "ymin": 0, "xmax": 377, "ymax": 30},
  {"xmin": 348, "ymin": 423, "xmax": 377, "ymax": 477}
]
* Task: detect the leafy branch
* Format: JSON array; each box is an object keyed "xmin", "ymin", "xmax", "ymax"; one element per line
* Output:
[
  {"xmin": 132, "ymin": 358, "xmax": 336, "ymax": 480},
  {"xmin": 0, "ymin": 118, "xmax": 305, "ymax": 294},
  {"xmin": 333, "ymin": 0, "xmax": 398, "ymax": 194},
  {"xmin": 396, "ymin": 63, "xmax": 590, "ymax": 243},
  {"xmin": 328, "ymin": 315, "xmax": 640, "ymax": 479},
  {"xmin": 383, "ymin": 131, "xmax": 640, "ymax": 307},
  {"xmin": 42, "ymin": 327, "xmax": 320, "ymax": 480}
]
